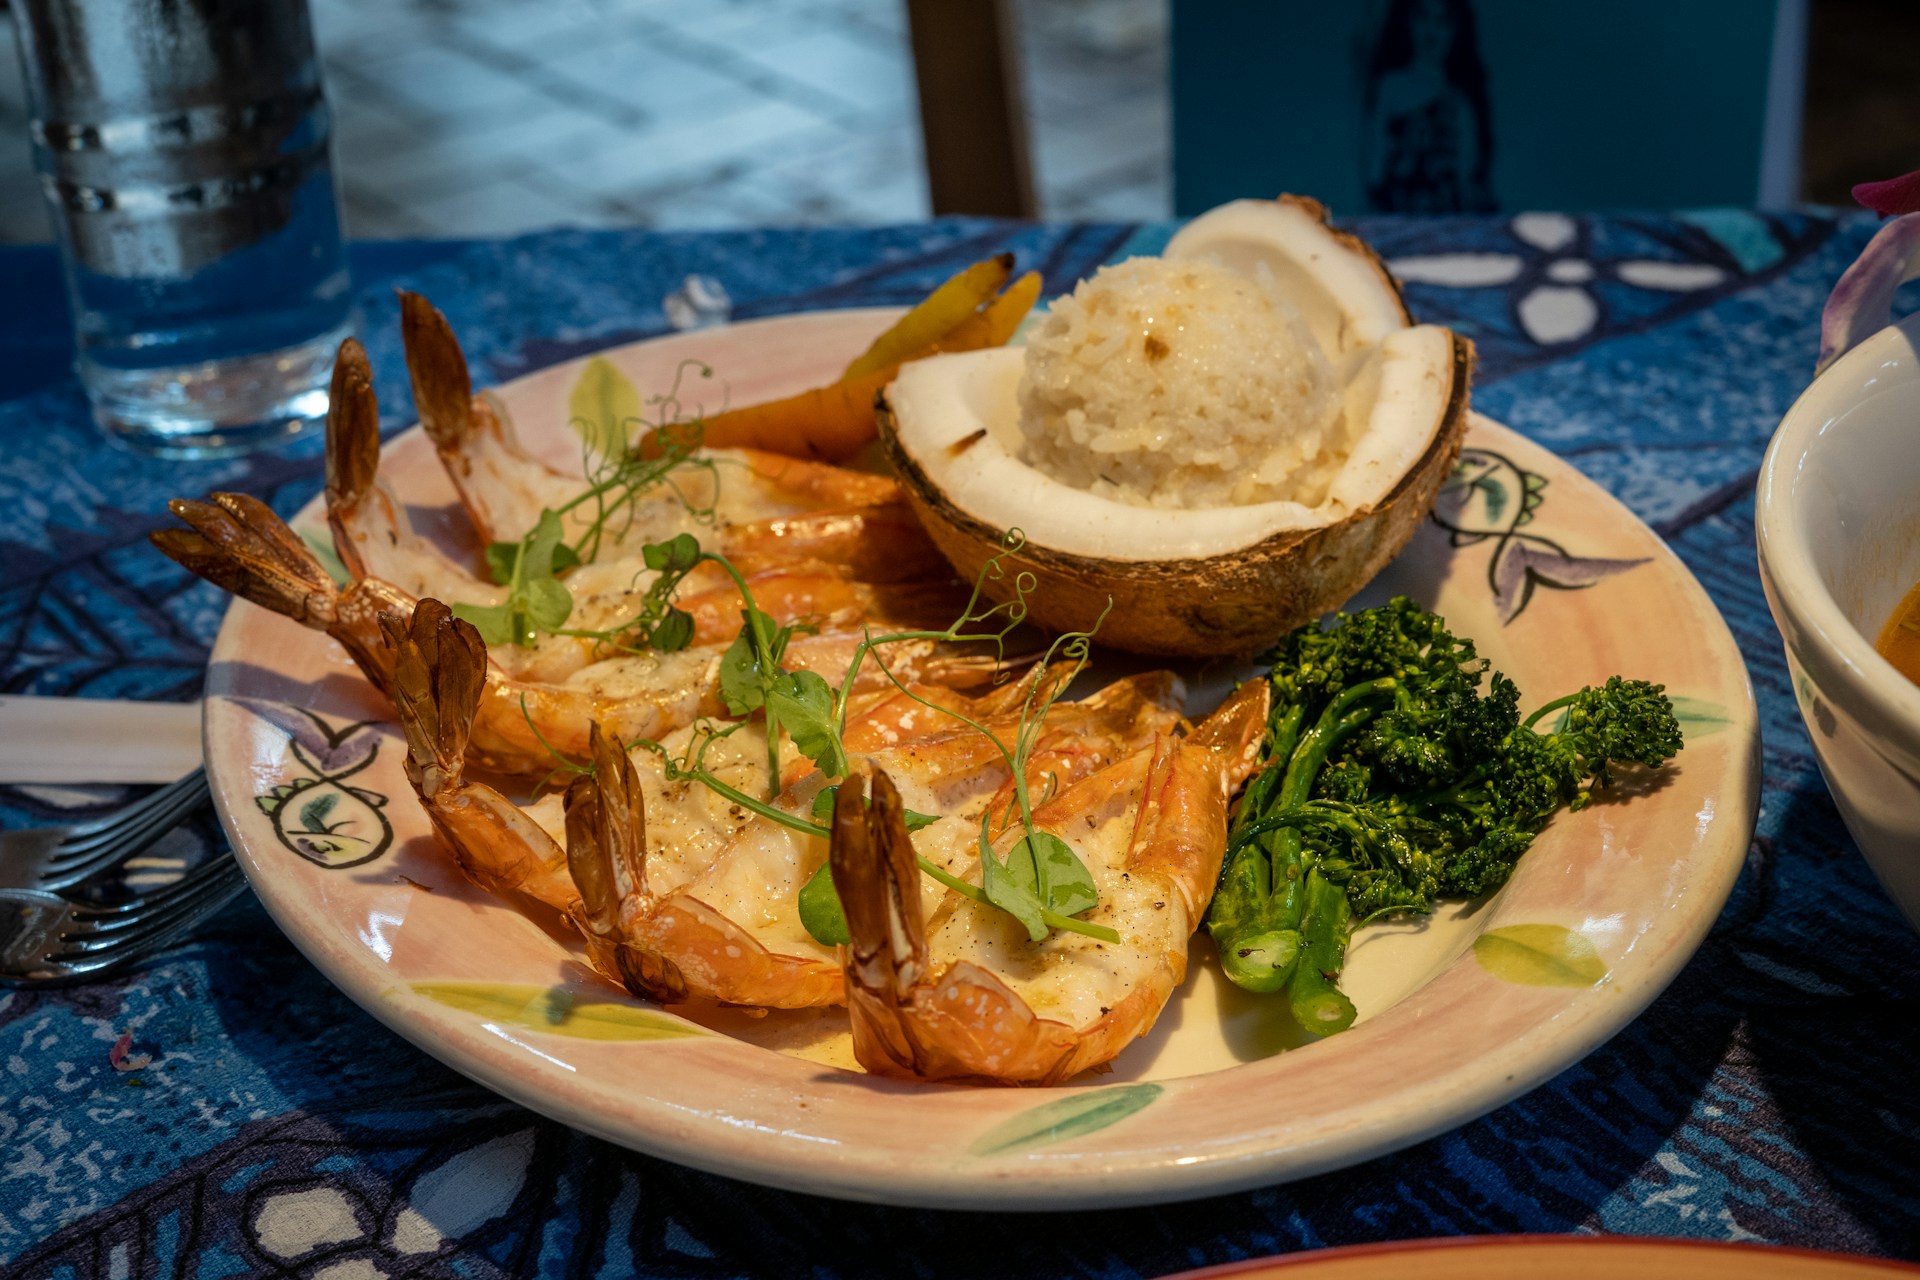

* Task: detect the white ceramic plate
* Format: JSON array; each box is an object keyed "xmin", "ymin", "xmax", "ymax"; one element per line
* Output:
[{"xmin": 201, "ymin": 309, "xmax": 1758, "ymax": 1209}]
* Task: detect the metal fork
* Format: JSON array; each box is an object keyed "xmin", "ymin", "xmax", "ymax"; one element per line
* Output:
[
  {"xmin": 0, "ymin": 768, "xmax": 211, "ymax": 892},
  {"xmin": 0, "ymin": 852, "xmax": 247, "ymax": 984}
]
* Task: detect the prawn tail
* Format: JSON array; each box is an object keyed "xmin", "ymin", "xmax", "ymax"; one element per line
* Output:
[
  {"xmin": 1189, "ymin": 678, "xmax": 1272, "ymax": 787},
  {"xmin": 324, "ymin": 337, "xmax": 383, "ymax": 581},
  {"xmin": 386, "ymin": 598, "xmax": 576, "ymax": 915},
  {"xmin": 397, "ymin": 290, "xmax": 476, "ymax": 458},
  {"xmin": 399, "ymin": 288, "xmax": 540, "ymax": 544},
  {"xmin": 153, "ymin": 492, "xmax": 341, "ymax": 630},
  {"xmin": 840, "ymin": 761, "xmax": 1182, "ymax": 1085},
  {"xmin": 832, "ymin": 770, "xmax": 935, "ymax": 1075},
  {"xmin": 384, "ymin": 598, "xmax": 485, "ymax": 801},
  {"xmin": 563, "ymin": 724, "xmax": 690, "ymax": 1004}
]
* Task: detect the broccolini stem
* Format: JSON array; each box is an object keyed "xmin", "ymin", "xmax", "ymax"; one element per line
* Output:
[
  {"xmin": 1272, "ymin": 826, "xmax": 1307, "ymax": 930},
  {"xmin": 1215, "ymin": 922, "xmax": 1302, "ymax": 992},
  {"xmin": 1265, "ymin": 704, "xmax": 1305, "ymax": 777},
  {"xmin": 1208, "ymin": 681, "xmax": 1390, "ymax": 995},
  {"xmin": 1280, "ymin": 677, "xmax": 1397, "ymax": 807},
  {"xmin": 1522, "ymin": 691, "xmax": 1580, "ymax": 732},
  {"xmin": 1210, "ymin": 827, "xmax": 1305, "ymax": 993},
  {"xmin": 1288, "ymin": 868, "xmax": 1358, "ymax": 1036},
  {"xmin": 1229, "ymin": 760, "xmax": 1286, "ymax": 842}
]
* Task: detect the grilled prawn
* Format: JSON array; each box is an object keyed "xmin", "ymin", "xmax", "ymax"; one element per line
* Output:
[
  {"xmin": 152, "ymin": 495, "xmax": 1002, "ymax": 774},
  {"xmin": 325, "ymin": 335, "xmax": 970, "ymax": 688},
  {"xmin": 829, "ymin": 679, "xmax": 1269, "ymax": 1085},
  {"xmin": 395, "ymin": 291, "xmax": 947, "ymax": 582},
  {"xmin": 385, "ymin": 600, "xmax": 1189, "ymax": 1010}
]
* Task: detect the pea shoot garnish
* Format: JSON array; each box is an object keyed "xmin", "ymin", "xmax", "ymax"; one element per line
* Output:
[
  {"xmin": 453, "ymin": 357, "xmax": 717, "ymax": 649},
  {"xmin": 530, "ymin": 527, "xmax": 1121, "ymax": 948}
]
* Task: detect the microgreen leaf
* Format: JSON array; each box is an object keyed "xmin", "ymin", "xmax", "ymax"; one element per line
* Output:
[
  {"xmin": 451, "ymin": 600, "xmax": 517, "ymax": 647},
  {"xmin": 718, "ymin": 608, "xmax": 781, "ymax": 716},
  {"xmin": 485, "ymin": 538, "xmax": 579, "ymax": 586},
  {"xmin": 522, "ymin": 575, "xmax": 574, "ymax": 633},
  {"xmin": 809, "ymin": 785, "xmax": 939, "ymax": 831},
  {"xmin": 643, "ymin": 532, "xmax": 702, "ymax": 575},
  {"xmin": 459, "ymin": 510, "xmax": 579, "ymax": 647},
  {"xmin": 798, "ymin": 860, "xmax": 850, "ymax": 946},
  {"xmin": 568, "ymin": 355, "xmax": 644, "ymax": 463},
  {"xmin": 520, "ymin": 510, "xmax": 571, "ymax": 582},
  {"xmin": 767, "ymin": 669, "xmax": 848, "ymax": 778},
  {"xmin": 713, "ymin": 599, "xmax": 806, "ymax": 794},
  {"xmin": 1011, "ymin": 830, "xmax": 1098, "ymax": 918},
  {"xmin": 483, "ymin": 541, "xmax": 519, "ymax": 586},
  {"xmin": 979, "ymin": 815, "xmax": 1047, "ymax": 942},
  {"xmin": 650, "ymin": 607, "xmax": 694, "ymax": 652}
]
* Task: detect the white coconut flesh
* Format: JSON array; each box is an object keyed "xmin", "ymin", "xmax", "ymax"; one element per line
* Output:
[
  {"xmin": 1162, "ymin": 196, "xmax": 1411, "ymax": 359},
  {"xmin": 882, "ymin": 195, "xmax": 1459, "ymax": 563},
  {"xmin": 884, "ymin": 322, "xmax": 1458, "ymax": 562}
]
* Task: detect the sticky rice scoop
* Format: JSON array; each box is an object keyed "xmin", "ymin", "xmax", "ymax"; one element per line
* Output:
[{"xmin": 1018, "ymin": 256, "xmax": 1346, "ymax": 509}]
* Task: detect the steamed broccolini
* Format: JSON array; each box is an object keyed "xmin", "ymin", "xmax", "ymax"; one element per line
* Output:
[{"xmin": 1205, "ymin": 597, "xmax": 1684, "ymax": 1034}]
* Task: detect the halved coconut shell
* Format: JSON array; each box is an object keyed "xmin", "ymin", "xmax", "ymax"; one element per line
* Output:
[
  {"xmin": 877, "ymin": 335, "xmax": 1473, "ymax": 657},
  {"xmin": 875, "ymin": 194, "xmax": 1475, "ymax": 658},
  {"xmin": 1164, "ymin": 194, "xmax": 1414, "ymax": 359}
]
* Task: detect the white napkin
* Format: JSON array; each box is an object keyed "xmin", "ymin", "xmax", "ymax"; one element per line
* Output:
[{"xmin": 0, "ymin": 696, "xmax": 202, "ymax": 784}]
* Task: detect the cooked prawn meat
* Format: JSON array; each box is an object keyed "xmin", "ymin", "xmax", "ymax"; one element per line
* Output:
[
  {"xmin": 159, "ymin": 302, "xmax": 990, "ymax": 775},
  {"xmin": 326, "ymin": 334, "xmax": 964, "ymax": 681},
  {"xmin": 396, "ymin": 290, "xmax": 934, "ymax": 570},
  {"xmin": 384, "ymin": 598, "xmax": 1191, "ymax": 1012},
  {"xmin": 154, "ymin": 486, "xmax": 1006, "ymax": 775},
  {"xmin": 831, "ymin": 679, "xmax": 1269, "ymax": 1084}
]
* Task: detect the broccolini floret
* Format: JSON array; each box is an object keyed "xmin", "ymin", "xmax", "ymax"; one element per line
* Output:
[{"xmin": 1205, "ymin": 598, "xmax": 1684, "ymax": 1036}]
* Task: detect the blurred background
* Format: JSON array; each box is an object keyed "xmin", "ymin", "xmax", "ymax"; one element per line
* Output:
[{"xmin": 0, "ymin": 0, "xmax": 1914, "ymax": 245}]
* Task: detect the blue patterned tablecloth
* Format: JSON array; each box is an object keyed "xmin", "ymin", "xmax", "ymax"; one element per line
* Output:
[{"xmin": 3, "ymin": 211, "xmax": 1917, "ymax": 1278}]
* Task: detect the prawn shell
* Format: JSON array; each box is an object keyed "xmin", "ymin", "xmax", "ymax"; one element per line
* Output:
[
  {"xmin": 836, "ymin": 681, "xmax": 1269, "ymax": 1085},
  {"xmin": 601, "ymin": 895, "xmax": 843, "ymax": 1009}
]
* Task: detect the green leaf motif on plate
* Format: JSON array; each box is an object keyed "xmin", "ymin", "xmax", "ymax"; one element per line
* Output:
[
  {"xmin": 1475, "ymin": 476, "xmax": 1507, "ymax": 525},
  {"xmin": 1472, "ymin": 924, "xmax": 1609, "ymax": 988},
  {"xmin": 298, "ymin": 791, "xmax": 339, "ymax": 834},
  {"xmin": 411, "ymin": 981, "xmax": 710, "ymax": 1041},
  {"xmin": 1668, "ymin": 696, "xmax": 1730, "ymax": 739},
  {"xmin": 968, "ymin": 1082, "xmax": 1163, "ymax": 1156}
]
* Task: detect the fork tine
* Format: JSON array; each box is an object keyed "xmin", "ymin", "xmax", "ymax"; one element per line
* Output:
[
  {"xmin": 64, "ymin": 841, "xmax": 231, "ymax": 928},
  {"xmin": 55, "ymin": 885, "xmax": 240, "ymax": 961},
  {"xmin": 51, "ymin": 855, "xmax": 245, "ymax": 955},
  {"xmin": 52, "ymin": 767, "xmax": 206, "ymax": 841},
  {"xmin": 43, "ymin": 769, "xmax": 209, "ymax": 875},
  {"xmin": 62, "ymin": 853, "xmax": 240, "ymax": 928},
  {"xmin": 64, "ymin": 871, "xmax": 217, "ymax": 925},
  {"xmin": 44, "ymin": 871, "xmax": 247, "ymax": 978}
]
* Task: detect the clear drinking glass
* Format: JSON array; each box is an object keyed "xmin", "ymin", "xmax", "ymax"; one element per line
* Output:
[{"xmin": 12, "ymin": 0, "xmax": 353, "ymax": 457}]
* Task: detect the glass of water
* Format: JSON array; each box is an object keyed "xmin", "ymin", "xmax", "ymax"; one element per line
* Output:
[{"xmin": 13, "ymin": 0, "xmax": 353, "ymax": 457}]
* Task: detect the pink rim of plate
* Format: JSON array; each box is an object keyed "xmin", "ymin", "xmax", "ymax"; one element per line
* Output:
[{"xmin": 1161, "ymin": 1235, "xmax": 1920, "ymax": 1279}]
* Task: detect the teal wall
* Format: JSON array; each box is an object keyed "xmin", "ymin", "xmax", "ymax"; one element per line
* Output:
[{"xmin": 1172, "ymin": 1, "xmax": 1780, "ymax": 214}]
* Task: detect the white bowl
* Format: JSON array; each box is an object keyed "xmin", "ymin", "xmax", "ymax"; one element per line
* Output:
[{"xmin": 1757, "ymin": 307, "xmax": 1920, "ymax": 926}]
